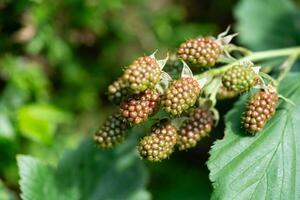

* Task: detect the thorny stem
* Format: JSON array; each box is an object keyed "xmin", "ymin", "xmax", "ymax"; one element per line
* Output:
[{"xmin": 195, "ymin": 47, "xmax": 300, "ymax": 80}]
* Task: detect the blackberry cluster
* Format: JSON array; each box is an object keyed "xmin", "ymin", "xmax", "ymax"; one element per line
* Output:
[
  {"xmin": 162, "ymin": 77, "xmax": 201, "ymax": 116},
  {"xmin": 177, "ymin": 107, "xmax": 213, "ymax": 150},
  {"xmin": 177, "ymin": 37, "xmax": 222, "ymax": 67},
  {"xmin": 108, "ymin": 78, "xmax": 130, "ymax": 103},
  {"xmin": 122, "ymin": 56, "xmax": 161, "ymax": 92},
  {"xmin": 222, "ymin": 64, "xmax": 259, "ymax": 93},
  {"xmin": 242, "ymin": 89, "xmax": 278, "ymax": 134},
  {"xmin": 217, "ymin": 85, "xmax": 238, "ymax": 100},
  {"xmin": 138, "ymin": 121, "xmax": 177, "ymax": 162},
  {"xmin": 94, "ymin": 114, "xmax": 129, "ymax": 148},
  {"xmin": 120, "ymin": 89, "xmax": 160, "ymax": 124}
]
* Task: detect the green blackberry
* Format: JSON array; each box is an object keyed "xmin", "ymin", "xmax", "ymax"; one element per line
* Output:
[
  {"xmin": 177, "ymin": 107, "xmax": 213, "ymax": 150},
  {"xmin": 138, "ymin": 121, "xmax": 177, "ymax": 162},
  {"xmin": 162, "ymin": 77, "xmax": 201, "ymax": 116},
  {"xmin": 120, "ymin": 89, "xmax": 160, "ymax": 125},
  {"xmin": 242, "ymin": 89, "xmax": 278, "ymax": 134},
  {"xmin": 108, "ymin": 78, "xmax": 130, "ymax": 103},
  {"xmin": 177, "ymin": 37, "xmax": 222, "ymax": 67},
  {"xmin": 222, "ymin": 63, "xmax": 260, "ymax": 93},
  {"xmin": 94, "ymin": 114, "xmax": 129, "ymax": 148},
  {"xmin": 122, "ymin": 56, "xmax": 161, "ymax": 92}
]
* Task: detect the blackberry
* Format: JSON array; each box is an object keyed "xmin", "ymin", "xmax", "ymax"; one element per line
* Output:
[
  {"xmin": 108, "ymin": 78, "xmax": 130, "ymax": 103},
  {"xmin": 217, "ymin": 85, "xmax": 238, "ymax": 100},
  {"xmin": 177, "ymin": 37, "xmax": 222, "ymax": 67},
  {"xmin": 138, "ymin": 121, "xmax": 177, "ymax": 162},
  {"xmin": 122, "ymin": 56, "xmax": 161, "ymax": 92},
  {"xmin": 120, "ymin": 89, "xmax": 160, "ymax": 125},
  {"xmin": 94, "ymin": 114, "xmax": 129, "ymax": 148},
  {"xmin": 242, "ymin": 89, "xmax": 278, "ymax": 134},
  {"xmin": 222, "ymin": 64, "xmax": 260, "ymax": 93},
  {"xmin": 177, "ymin": 107, "xmax": 214, "ymax": 150},
  {"xmin": 162, "ymin": 77, "xmax": 201, "ymax": 116}
]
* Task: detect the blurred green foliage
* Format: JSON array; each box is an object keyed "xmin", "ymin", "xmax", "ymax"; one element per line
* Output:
[
  {"xmin": 0, "ymin": 0, "xmax": 220, "ymax": 198},
  {"xmin": 235, "ymin": 0, "xmax": 300, "ymax": 50},
  {"xmin": 0, "ymin": 0, "xmax": 299, "ymax": 199},
  {"xmin": 18, "ymin": 136, "xmax": 150, "ymax": 200}
]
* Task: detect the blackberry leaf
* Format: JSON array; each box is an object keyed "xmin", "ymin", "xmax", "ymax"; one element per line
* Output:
[
  {"xmin": 18, "ymin": 137, "xmax": 149, "ymax": 200},
  {"xmin": 208, "ymin": 73, "xmax": 300, "ymax": 200}
]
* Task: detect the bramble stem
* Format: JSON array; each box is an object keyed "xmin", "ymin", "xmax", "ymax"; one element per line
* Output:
[
  {"xmin": 226, "ymin": 44, "xmax": 252, "ymax": 56},
  {"xmin": 277, "ymin": 53, "xmax": 299, "ymax": 83},
  {"xmin": 195, "ymin": 47, "xmax": 300, "ymax": 80}
]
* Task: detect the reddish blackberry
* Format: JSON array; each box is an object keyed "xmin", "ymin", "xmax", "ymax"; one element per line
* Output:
[
  {"xmin": 162, "ymin": 77, "xmax": 201, "ymax": 116},
  {"xmin": 122, "ymin": 56, "xmax": 161, "ymax": 92},
  {"xmin": 94, "ymin": 114, "xmax": 129, "ymax": 148},
  {"xmin": 120, "ymin": 89, "xmax": 160, "ymax": 125},
  {"xmin": 177, "ymin": 107, "xmax": 214, "ymax": 150},
  {"xmin": 108, "ymin": 78, "xmax": 130, "ymax": 103},
  {"xmin": 138, "ymin": 121, "xmax": 177, "ymax": 162},
  {"xmin": 222, "ymin": 63, "xmax": 260, "ymax": 93},
  {"xmin": 242, "ymin": 89, "xmax": 278, "ymax": 134},
  {"xmin": 177, "ymin": 37, "xmax": 222, "ymax": 67}
]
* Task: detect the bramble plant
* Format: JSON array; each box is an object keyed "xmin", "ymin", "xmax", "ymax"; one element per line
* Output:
[
  {"xmin": 5, "ymin": 0, "xmax": 298, "ymax": 199},
  {"xmin": 94, "ymin": 28, "xmax": 300, "ymax": 166}
]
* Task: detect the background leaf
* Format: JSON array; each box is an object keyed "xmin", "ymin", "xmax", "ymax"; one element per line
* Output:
[
  {"xmin": 0, "ymin": 180, "xmax": 16, "ymax": 200},
  {"xmin": 234, "ymin": 0, "xmax": 300, "ymax": 50},
  {"xmin": 208, "ymin": 73, "xmax": 300, "ymax": 200},
  {"xmin": 17, "ymin": 104, "xmax": 70, "ymax": 145},
  {"xmin": 18, "ymin": 136, "xmax": 149, "ymax": 200}
]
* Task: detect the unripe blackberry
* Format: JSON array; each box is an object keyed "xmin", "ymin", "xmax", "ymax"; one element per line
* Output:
[
  {"xmin": 217, "ymin": 85, "xmax": 238, "ymax": 100},
  {"xmin": 121, "ymin": 89, "xmax": 160, "ymax": 125},
  {"xmin": 108, "ymin": 78, "xmax": 130, "ymax": 103},
  {"xmin": 94, "ymin": 114, "xmax": 129, "ymax": 148},
  {"xmin": 177, "ymin": 107, "xmax": 213, "ymax": 150},
  {"xmin": 138, "ymin": 121, "xmax": 177, "ymax": 162},
  {"xmin": 162, "ymin": 77, "xmax": 201, "ymax": 116},
  {"xmin": 122, "ymin": 56, "xmax": 161, "ymax": 92},
  {"xmin": 177, "ymin": 37, "xmax": 222, "ymax": 67},
  {"xmin": 222, "ymin": 64, "xmax": 260, "ymax": 93},
  {"xmin": 242, "ymin": 89, "xmax": 278, "ymax": 134}
]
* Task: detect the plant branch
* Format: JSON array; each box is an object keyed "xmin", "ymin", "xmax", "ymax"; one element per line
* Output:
[
  {"xmin": 277, "ymin": 53, "xmax": 299, "ymax": 83},
  {"xmin": 226, "ymin": 44, "xmax": 252, "ymax": 56},
  {"xmin": 195, "ymin": 47, "xmax": 300, "ymax": 80}
]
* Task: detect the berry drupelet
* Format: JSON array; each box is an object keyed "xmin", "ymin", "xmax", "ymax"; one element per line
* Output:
[
  {"xmin": 94, "ymin": 114, "xmax": 129, "ymax": 148},
  {"xmin": 177, "ymin": 37, "xmax": 222, "ymax": 67},
  {"xmin": 242, "ymin": 89, "xmax": 278, "ymax": 134},
  {"xmin": 138, "ymin": 121, "xmax": 177, "ymax": 162},
  {"xmin": 122, "ymin": 56, "xmax": 161, "ymax": 92},
  {"xmin": 108, "ymin": 78, "xmax": 130, "ymax": 104},
  {"xmin": 120, "ymin": 89, "xmax": 160, "ymax": 125},
  {"xmin": 162, "ymin": 77, "xmax": 201, "ymax": 116},
  {"xmin": 177, "ymin": 107, "xmax": 214, "ymax": 150},
  {"xmin": 222, "ymin": 63, "xmax": 260, "ymax": 93}
]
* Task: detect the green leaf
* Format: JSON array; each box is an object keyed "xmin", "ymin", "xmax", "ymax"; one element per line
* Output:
[
  {"xmin": 18, "ymin": 156, "xmax": 78, "ymax": 200},
  {"xmin": 208, "ymin": 73, "xmax": 300, "ymax": 200},
  {"xmin": 18, "ymin": 137, "xmax": 149, "ymax": 200},
  {"xmin": 234, "ymin": 0, "xmax": 300, "ymax": 50},
  {"xmin": 17, "ymin": 104, "xmax": 70, "ymax": 145},
  {"xmin": 0, "ymin": 112, "xmax": 15, "ymax": 140},
  {"xmin": 0, "ymin": 55, "xmax": 50, "ymax": 100},
  {"xmin": 0, "ymin": 180, "xmax": 16, "ymax": 200}
]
